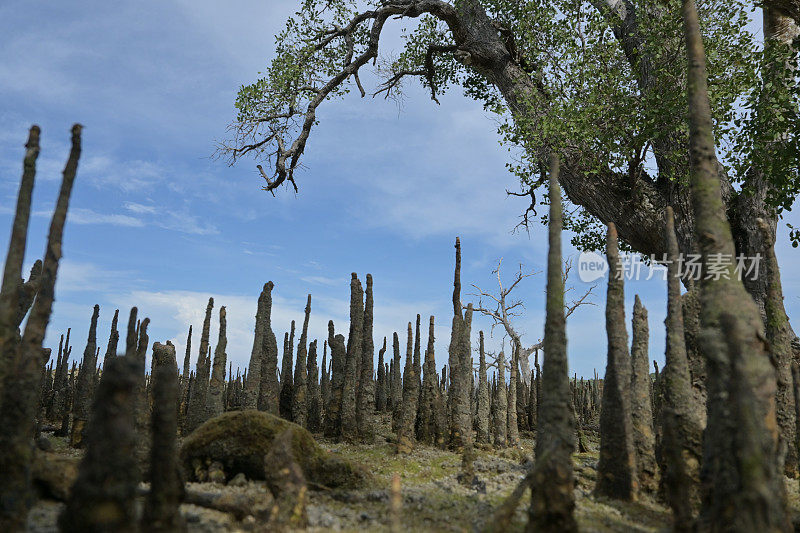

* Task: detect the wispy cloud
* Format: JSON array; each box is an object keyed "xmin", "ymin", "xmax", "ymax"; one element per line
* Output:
[
  {"xmin": 68, "ymin": 207, "xmax": 145, "ymax": 227},
  {"xmin": 300, "ymin": 275, "xmax": 345, "ymax": 287}
]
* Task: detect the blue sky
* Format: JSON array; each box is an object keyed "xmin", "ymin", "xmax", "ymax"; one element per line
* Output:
[{"xmin": 1, "ymin": 0, "xmax": 797, "ymax": 379}]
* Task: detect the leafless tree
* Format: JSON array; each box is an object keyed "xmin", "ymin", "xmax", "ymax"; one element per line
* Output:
[{"xmin": 468, "ymin": 257, "xmax": 595, "ymax": 379}]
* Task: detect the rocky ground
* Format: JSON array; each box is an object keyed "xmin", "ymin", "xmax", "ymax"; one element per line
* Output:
[{"xmin": 26, "ymin": 414, "xmax": 800, "ymax": 532}]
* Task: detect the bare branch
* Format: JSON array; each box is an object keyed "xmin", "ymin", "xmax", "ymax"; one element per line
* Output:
[{"xmin": 220, "ymin": 0, "xmax": 465, "ymax": 193}]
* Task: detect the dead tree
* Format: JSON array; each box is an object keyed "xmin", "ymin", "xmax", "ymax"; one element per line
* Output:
[
  {"xmin": 470, "ymin": 258, "xmax": 594, "ymax": 383},
  {"xmin": 0, "ymin": 126, "xmax": 41, "ymax": 395},
  {"xmin": 321, "ymin": 340, "xmax": 331, "ymax": 409},
  {"xmin": 323, "ymin": 321, "xmax": 346, "ymax": 439},
  {"xmin": 207, "ymin": 306, "xmax": 228, "ymax": 418},
  {"xmin": 0, "ymin": 125, "xmax": 81, "ymax": 529},
  {"xmin": 413, "ymin": 314, "xmax": 422, "ymax": 436},
  {"xmin": 376, "ymin": 337, "xmax": 387, "ymax": 412},
  {"xmin": 70, "ymin": 304, "xmax": 100, "ymax": 448},
  {"xmin": 180, "ymin": 325, "xmax": 192, "ymax": 417},
  {"xmin": 529, "ymin": 153, "xmax": 578, "ymax": 532},
  {"xmin": 419, "ymin": 316, "xmax": 442, "ymax": 445},
  {"xmin": 630, "ymin": 296, "xmax": 658, "ymax": 494},
  {"xmin": 185, "ymin": 298, "xmax": 213, "ymax": 433},
  {"xmin": 448, "ymin": 238, "xmax": 473, "ymax": 451},
  {"xmin": 258, "ymin": 281, "xmax": 280, "ymax": 415},
  {"xmin": 292, "ymin": 294, "xmax": 311, "ymax": 428},
  {"xmin": 306, "ymin": 340, "xmax": 321, "ymax": 432},
  {"xmin": 683, "ymin": 0, "xmax": 789, "ymax": 527},
  {"xmin": 356, "ymin": 274, "xmax": 376, "ymax": 442},
  {"xmin": 475, "ymin": 331, "xmax": 491, "ymax": 444},
  {"xmin": 59, "ymin": 356, "xmax": 139, "ymax": 533},
  {"xmin": 143, "ymin": 342, "xmax": 186, "ymax": 532},
  {"xmin": 493, "ymin": 350, "xmax": 508, "ymax": 448},
  {"xmin": 244, "ymin": 285, "xmax": 269, "ymax": 410},
  {"xmin": 341, "ymin": 275, "xmax": 362, "ymax": 439},
  {"xmin": 279, "ymin": 321, "xmax": 295, "ymax": 420},
  {"xmin": 104, "ymin": 309, "xmax": 119, "ymax": 361},
  {"xmin": 508, "ymin": 342, "xmax": 520, "ymax": 447},
  {"xmin": 391, "ymin": 331, "xmax": 402, "ymax": 433},
  {"xmin": 397, "ymin": 322, "xmax": 420, "ymax": 454},
  {"xmin": 134, "ymin": 317, "xmax": 151, "ymax": 474},
  {"xmin": 659, "ymin": 206, "xmax": 703, "ymax": 530},
  {"xmin": 595, "ymin": 223, "xmax": 637, "ymax": 501}
]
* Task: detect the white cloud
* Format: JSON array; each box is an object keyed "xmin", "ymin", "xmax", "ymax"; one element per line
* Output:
[{"xmin": 68, "ymin": 207, "xmax": 145, "ymax": 227}]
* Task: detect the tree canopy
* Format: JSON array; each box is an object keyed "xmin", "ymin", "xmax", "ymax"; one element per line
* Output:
[{"xmin": 221, "ymin": 0, "xmax": 799, "ymax": 251}]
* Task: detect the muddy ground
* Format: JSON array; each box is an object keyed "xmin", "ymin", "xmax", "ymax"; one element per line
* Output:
[{"xmin": 26, "ymin": 413, "xmax": 800, "ymax": 532}]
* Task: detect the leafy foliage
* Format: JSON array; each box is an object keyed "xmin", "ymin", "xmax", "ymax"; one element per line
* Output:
[{"xmin": 227, "ymin": 0, "xmax": 799, "ymax": 249}]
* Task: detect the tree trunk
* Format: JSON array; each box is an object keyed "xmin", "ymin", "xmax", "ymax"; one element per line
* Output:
[
  {"xmin": 341, "ymin": 276, "xmax": 362, "ymax": 439},
  {"xmin": 186, "ymin": 298, "xmax": 213, "ymax": 433},
  {"xmin": 683, "ymin": 0, "xmax": 790, "ymax": 527},
  {"xmin": 207, "ymin": 306, "xmax": 227, "ymax": 418},
  {"xmin": 660, "ymin": 206, "xmax": 703, "ymax": 531},
  {"xmin": 529, "ymin": 154, "xmax": 578, "ymax": 532},
  {"xmin": 292, "ymin": 295, "xmax": 311, "ymax": 428},
  {"xmin": 279, "ymin": 321, "xmax": 295, "ymax": 420},
  {"xmin": 630, "ymin": 296, "xmax": 658, "ymax": 494},
  {"xmin": 476, "ymin": 331, "xmax": 490, "ymax": 444},
  {"xmin": 596, "ymin": 223, "xmax": 638, "ymax": 501},
  {"xmin": 356, "ymin": 274, "xmax": 376, "ymax": 442},
  {"xmin": 70, "ymin": 304, "xmax": 100, "ymax": 448},
  {"xmin": 258, "ymin": 282, "xmax": 280, "ymax": 415}
]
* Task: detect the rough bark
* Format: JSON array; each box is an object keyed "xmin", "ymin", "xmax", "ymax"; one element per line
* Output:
[
  {"xmin": 207, "ymin": 306, "xmax": 228, "ymax": 418},
  {"xmin": 180, "ymin": 325, "xmax": 192, "ymax": 418},
  {"xmin": 292, "ymin": 295, "xmax": 312, "ymax": 428},
  {"xmin": 279, "ymin": 321, "xmax": 295, "ymax": 420},
  {"xmin": 134, "ymin": 317, "xmax": 151, "ymax": 474},
  {"xmin": 507, "ymin": 342, "xmax": 520, "ymax": 447},
  {"xmin": 105, "ymin": 309, "xmax": 119, "ymax": 360},
  {"xmin": 413, "ymin": 313, "xmax": 422, "ymax": 437},
  {"xmin": 244, "ymin": 285, "xmax": 269, "ymax": 411},
  {"xmin": 630, "ymin": 295, "xmax": 658, "ymax": 494},
  {"xmin": 683, "ymin": 1, "xmax": 789, "ymax": 527},
  {"xmin": 185, "ymin": 298, "xmax": 214, "ymax": 434},
  {"xmin": 143, "ymin": 342, "xmax": 186, "ymax": 532},
  {"xmin": 391, "ymin": 332, "xmax": 402, "ymax": 433},
  {"xmin": 0, "ymin": 126, "xmax": 40, "ymax": 395},
  {"xmin": 306, "ymin": 340, "xmax": 321, "ymax": 432},
  {"xmin": 419, "ymin": 316, "xmax": 441, "ymax": 445},
  {"xmin": 0, "ymin": 125, "xmax": 81, "ymax": 530},
  {"xmin": 341, "ymin": 275, "xmax": 363, "ymax": 439},
  {"xmin": 448, "ymin": 238, "xmax": 472, "ymax": 451},
  {"xmin": 264, "ymin": 429, "xmax": 308, "ymax": 529},
  {"xmin": 397, "ymin": 322, "xmax": 419, "ymax": 454},
  {"xmin": 529, "ymin": 154, "xmax": 578, "ymax": 532},
  {"xmin": 792, "ymin": 362, "xmax": 800, "ymax": 479},
  {"xmin": 376, "ymin": 337, "xmax": 387, "ymax": 412},
  {"xmin": 259, "ymin": 282, "xmax": 280, "ymax": 415},
  {"xmin": 659, "ymin": 206, "xmax": 703, "ymax": 531},
  {"xmin": 596, "ymin": 223, "xmax": 638, "ymax": 501},
  {"xmin": 475, "ymin": 331, "xmax": 490, "ymax": 444},
  {"xmin": 321, "ymin": 340, "xmax": 331, "ymax": 411},
  {"xmin": 494, "ymin": 351, "xmax": 508, "ymax": 448},
  {"xmin": 324, "ymin": 321, "xmax": 346, "ymax": 439},
  {"xmin": 356, "ymin": 274, "xmax": 375, "ymax": 442},
  {"xmin": 70, "ymin": 304, "xmax": 100, "ymax": 448},
  {"xmin": 58, "ymin": 356, "xmax": 139, "ymax": 533},
  {"xmin": 527, "ymin": 362, "xmax": 538, "ymax": 430},
  {"xmin": 758, "ymin": 218, "xmax": 797, "ymax": 477}
]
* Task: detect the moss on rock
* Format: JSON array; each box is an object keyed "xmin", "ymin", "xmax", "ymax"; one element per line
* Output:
[{"xmin": 180, "ymin": 410, "xmax": 369, "ymax": 489}]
